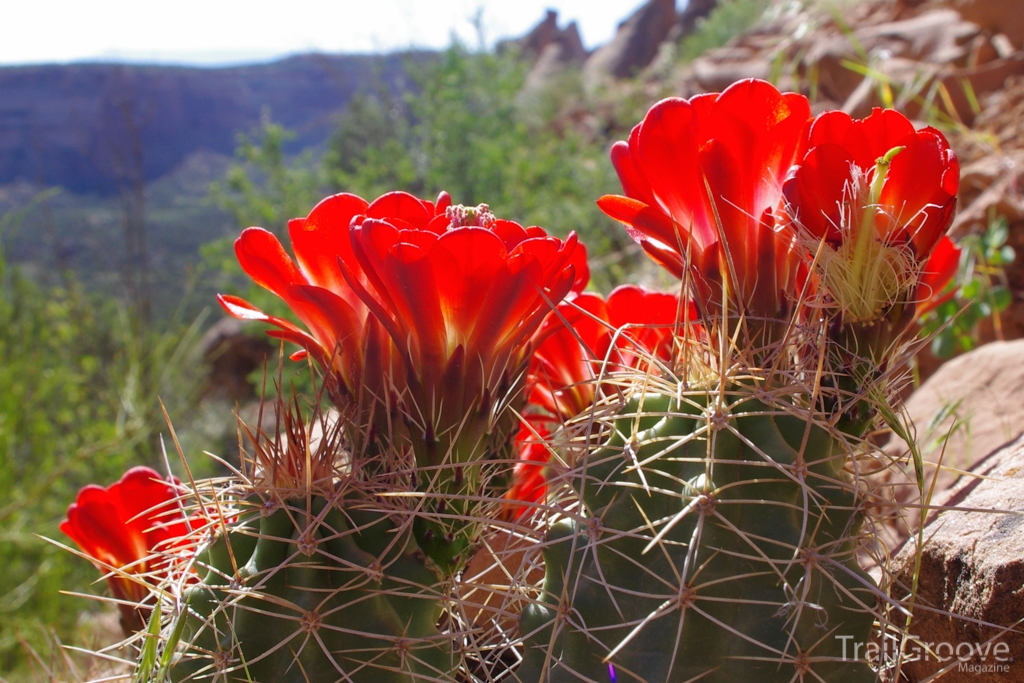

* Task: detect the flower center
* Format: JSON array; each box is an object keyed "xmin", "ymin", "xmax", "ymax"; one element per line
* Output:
[
  {"xmin": 446, "ymin": 203, "xmax": 496, "ymax": 228},
  {"xmin": 803, "ymin": 146, "xmax": 919, "ymax": 323}
]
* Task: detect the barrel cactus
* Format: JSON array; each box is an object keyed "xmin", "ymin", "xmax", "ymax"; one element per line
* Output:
[{"xmin": 518, "ymin": 385, "xmax": 879, "ymax": 683}]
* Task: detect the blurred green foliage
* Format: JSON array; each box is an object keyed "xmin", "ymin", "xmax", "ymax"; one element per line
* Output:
[
  {"xmin": 210, "ymin": 113, "xmax": 327, "ymax": 239},
  {"xmin": 0, "ymin": 199, "xmax": 204, "ymax": 679},
  {"xmin": 920, "ymin": 214, "xmax": 1016, "ymax": 358}
]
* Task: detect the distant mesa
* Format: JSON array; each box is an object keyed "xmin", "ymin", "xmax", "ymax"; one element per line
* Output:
[{"xmin": 0, "ymin": 53, "xmax": 421, "ymax": 195}]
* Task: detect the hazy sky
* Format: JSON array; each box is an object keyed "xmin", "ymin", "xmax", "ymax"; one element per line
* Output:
[{"xmin": 1, "ymin": 1, "xmax": 656, "ymax": 66}]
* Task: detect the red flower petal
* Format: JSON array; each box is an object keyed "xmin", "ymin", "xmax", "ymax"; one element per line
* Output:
[
  {"xmin": 601, "ymin": 80, "xmax": 812, "ymax": 322},
  {"xmin": 234, "ymin": 227, "xmax": 307, "ymax": 297},
  {"xmin": 366, "ymin": 191, "xmax": 434, "ymax": 229},
  {"xmin": 879, "ymin": 129, "xmax": 958, "ymax": 254},
  {"xmin": 782, "ymin": 143, "xmax": 856, "ymax": 244},
  {"xmin": 915, "ymin": 236, "xmax": 961, "ymax": 317},
  {"xmin": 288, "ymin": 193, "xmax": 368, "ymax": 295},
  {"xmin": 61, "ymin": 467, "xmax": 190, "ymax": 605}
]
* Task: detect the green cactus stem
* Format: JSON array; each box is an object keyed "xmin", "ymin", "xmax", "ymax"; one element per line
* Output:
[
  {"xmin": 521, "ymin": 387, "xmax": 878, "ymax": 682},
  {"xmin": 172, "ymin": 494, "xmax": 452, "ymax": 682}
]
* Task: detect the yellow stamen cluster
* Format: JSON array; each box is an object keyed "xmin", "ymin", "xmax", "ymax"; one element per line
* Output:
[
  {"xmin": 801, "ymin": 146, "xmax": 919, "ymax": 323},
  {"xmin": 814, "ymin": 230, "xmax": 917, "ymax": 323}
]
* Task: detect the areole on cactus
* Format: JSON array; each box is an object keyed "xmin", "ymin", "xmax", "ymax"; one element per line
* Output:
[{"xmin": 57, "ymin": 78, "xmax": 964, "ymax": 683}]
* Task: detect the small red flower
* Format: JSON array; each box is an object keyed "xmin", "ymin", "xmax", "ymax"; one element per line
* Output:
[
  {"xmin": 61, "ymin": 466, "xmax": 191, "ymax": 633},
  {"xmin": 528, "ymin": 285, "xmax": 689, "ymax": 421},
  {"xmin": 598, "ymin": 80, "xmax": 812, "ymax": 323},
  {"xmin": 783, "ymin": 108, "xmax": 960, "ymax": 323},
  {"xmin": 785, "ymin": 108, "xmax": 958, "ymax": 256}
]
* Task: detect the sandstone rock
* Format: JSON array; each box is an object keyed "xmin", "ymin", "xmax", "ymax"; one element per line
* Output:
[
  {"xmin": 874, "ymin": 340, "xmax": 1024, "ymax": 554},
  {"xmin": 583, "ymin": 0, "xmax": 677, "ymax": 84},
  {"xmin": 518, "ymin": 19, "xmax": 587, "ymax": 103},
  {"xmin": 938, "ymin": 53, "xmax": 1024, "ymax": 125},
  {"xmin": 692, "ymin": 46, "xmax": 772, "ymax": 91},
  {"xmin": 860, "ymin": 10, "xmax": 980, "ymax": 65},
  {"xmin": 889, "ymin": 436, "xmax": 1024, "ymax": 682},
  {"xmin": 510, "ymin": 10, "xmax": 561, "ymax": 60},
  {"xmin": 952, "ymin": 152, "xmax": 1024, "ymax": 236},
  {"xmin": 955, "ymin": 0, "xmax": 1024, "ymax": 51},
  {"xmin": 670, "ymin": 0, "xmax": 718, "ymax": 41},
  {"xmin": 891, "ymin": 340, "xmax": 1024, "ymax": 487},
  {"xmin": 839, "ymin": 56, "xmax": 938, "ymax": 117},
  {"xmin": 805, "ymin": 33, "xmax": 873, "ymax": 104},
  {"xmin": 458, "ymin": 530, "xmax": 543, "ymax": 637},
  {"xmin": 833, "ymin": 50, "xmax": 1024, "ymax": 123},
  {"xmin": 806, "ymin": 9, "xmax": 982, "ymax": 107},
  {"xmin": 504, "ymin": 10, "xmax": 588, "ymax": 66}
]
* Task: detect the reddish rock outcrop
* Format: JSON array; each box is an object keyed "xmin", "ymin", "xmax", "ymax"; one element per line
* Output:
[
  {"xmin": 889, "ymin": 436, "xmax": 1024, "ymax": 682},
  {"xmin": 503, "ymin": 10, "xmax": 587, "ymax": 65},
  {"xmin": 583, "ymin": 0, "xmax": 678, "ymax": 83},
  {"xmin": 875, "ymin": 340, "xmax": 1024, "ymax": 549}
]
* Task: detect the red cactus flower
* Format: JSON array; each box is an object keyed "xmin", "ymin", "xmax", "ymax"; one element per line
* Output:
[
  {"xmin": 220, "ymin": 191, "xmax": 587, "ymax": 466},
  {"xmin": 218, "ymin": 192, "xmax": 403, "ymax": 412},
  {"xmin": 598, "ymin": 79, "xmax": 812, "ymax": 324},
  {"xmin": 782, "ymin": 108, "xmax": 959, "ymax": 323},
  {"xmin": 502, "ymin": 419, "xmax": 553, "ymax": 521},
  {"xmin": 341, "ymin": 197, "xmax": 586, "ymax": 460},
  {"xmin": 507, "ymin": 286, "xmax": 690, "ymax": 520},
  {"xmin": 61, "ymin": 466, "xmax": 192, "ymax": 634},
  {"xmin": 527, "ymin": 285, "xmax": 690, "ymax": 421}
]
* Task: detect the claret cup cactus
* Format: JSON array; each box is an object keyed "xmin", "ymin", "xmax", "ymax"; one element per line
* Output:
[
  {"xmin": 59, "ymin": 79, "xmax": 960, "ymax": 683},
  {"xmin": 520, "ymin": 80, "xmax": 960, "ymax": 682}
]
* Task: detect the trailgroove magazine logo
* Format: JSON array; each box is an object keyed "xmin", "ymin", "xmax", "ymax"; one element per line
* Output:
[{"xmin": 836, "ymin": 634, "xmax": 1014, "ymax": 674}]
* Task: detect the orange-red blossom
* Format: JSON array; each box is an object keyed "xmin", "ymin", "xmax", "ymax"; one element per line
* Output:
[
  {"xmin": 598, "ymin": 79, "xmax": 811, "ymax": 329},
  {"xmin": 782, "ymin": 107, "xmax": 960, "ymax": 324},
  {"xmin": 220, "ymin": 191, "xmax": 587, "ymax": 468},
  {"xmin": 61, "ymin": 466, "xmax": 192, "ymax": 633},
  {"xmin": 600, "ymin": 80, "xmax": 962, "ymax": 361}
]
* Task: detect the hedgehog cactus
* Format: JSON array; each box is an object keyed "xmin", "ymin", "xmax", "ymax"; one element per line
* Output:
[
  {"xmin": 161, "ymin": 191, "xmax": 584, "ymax": 681},
  {"xmin": 173, "ymin": 493, "xmax": 450, "ymax": 682},
  {"xmin": 58, "ymin": 80, "xmax": 963, "ymax": 683}
]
